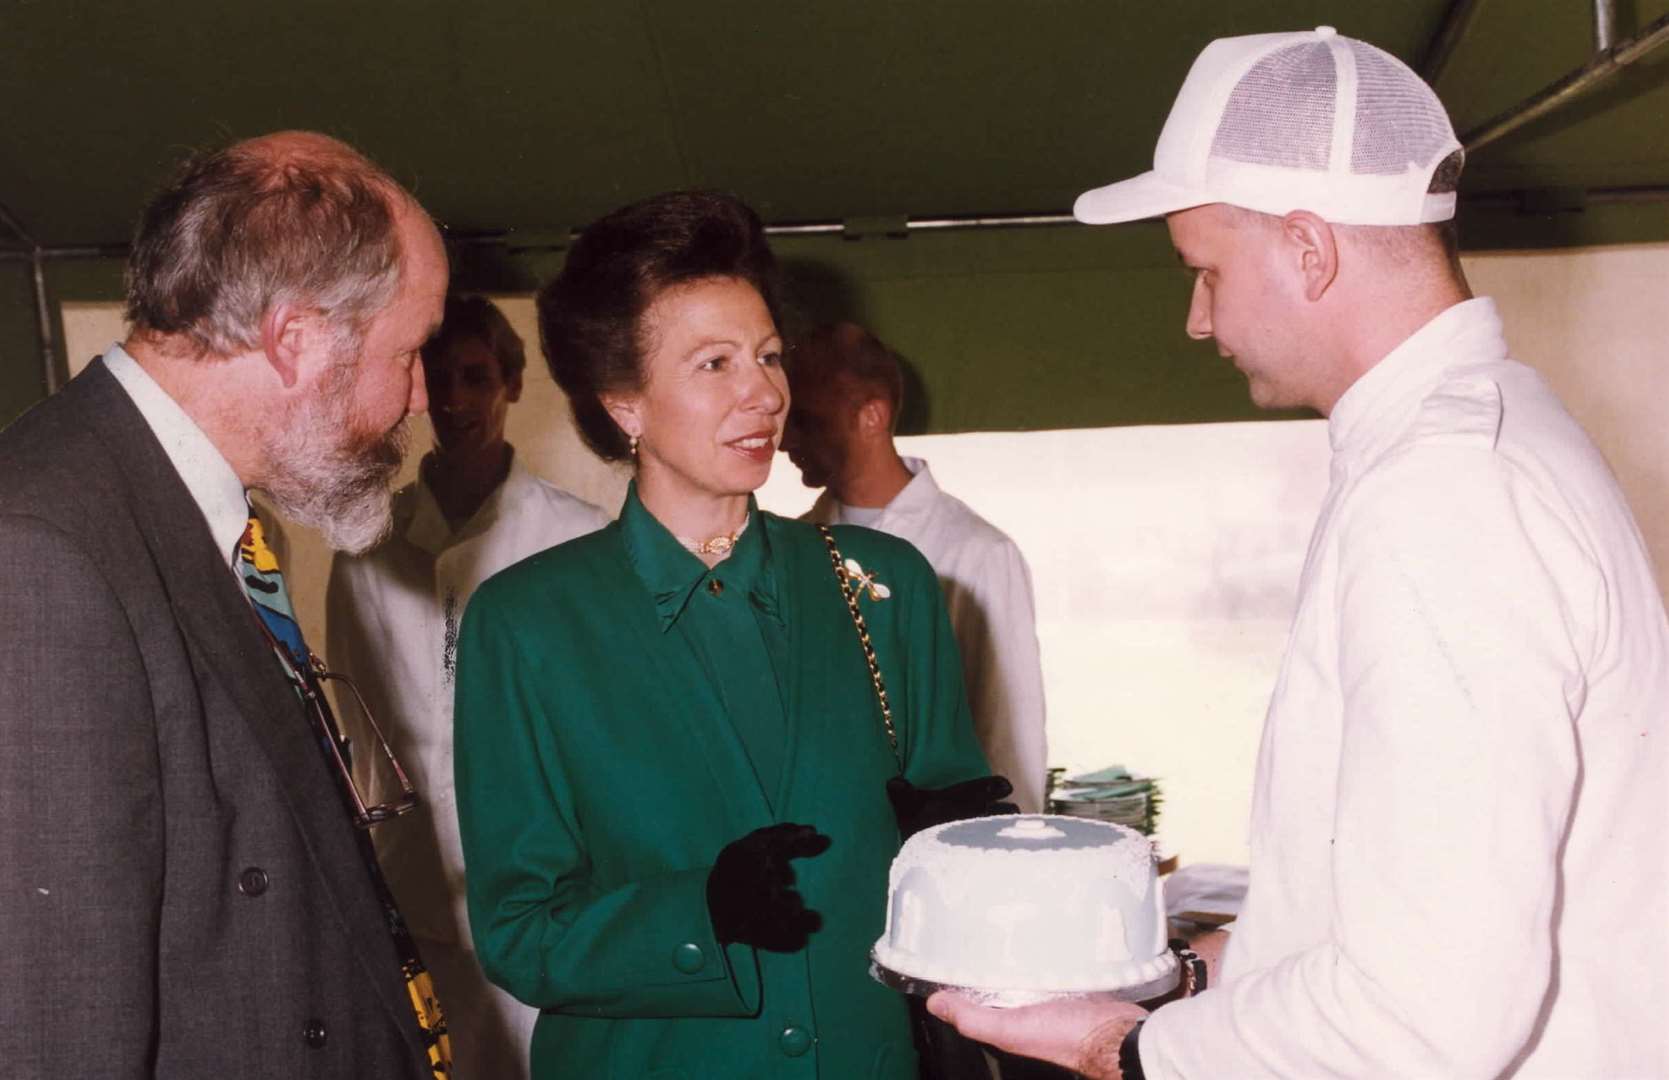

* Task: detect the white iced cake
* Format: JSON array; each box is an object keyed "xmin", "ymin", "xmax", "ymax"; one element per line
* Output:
[{"xmin": 873, "ymin": 815, "xmax": 1175, "ymax": 1001}]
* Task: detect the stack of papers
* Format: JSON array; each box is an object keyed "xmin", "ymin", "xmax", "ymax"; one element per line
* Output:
[{"xmin": 1047, "ymin": 765, "xmax": 1163, "ymax": 837}]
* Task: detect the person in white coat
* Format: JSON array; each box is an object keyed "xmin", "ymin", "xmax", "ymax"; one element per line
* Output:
[
  {"xmin": 930, "ymin": 26, "xmax": 1669, "ymax": 1080},
  {"xmin": 328, "ymin": 295, "xmax": 610, "ymax": 1079},
  {"xmin": 783, "ymin": 321, "xmax": 1049, "ymax": 813}
]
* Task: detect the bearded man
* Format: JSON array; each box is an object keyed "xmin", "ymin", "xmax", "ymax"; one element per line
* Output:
[{"xmin": 0, "ymin": 131, "xmax": 453, "ymax": 1079}]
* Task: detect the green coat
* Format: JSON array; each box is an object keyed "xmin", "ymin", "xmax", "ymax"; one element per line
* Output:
[{"xmin": 454, "ymin": 489, "xmax": 990, "ymax": 1079}]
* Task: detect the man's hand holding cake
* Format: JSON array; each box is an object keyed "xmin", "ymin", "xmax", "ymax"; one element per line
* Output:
[{"xmin": 928, "ymin": 992, "xmax": 1149, "ymax": 1079}]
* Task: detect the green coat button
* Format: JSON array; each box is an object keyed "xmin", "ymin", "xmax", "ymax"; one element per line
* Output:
[
  {"xmin": 673, "ymin": 942, "xmax": 705, "ymax": 973},
  {"xmin": 779, "ymin": 1025, "xmax": 813, "ymax": 1056}
]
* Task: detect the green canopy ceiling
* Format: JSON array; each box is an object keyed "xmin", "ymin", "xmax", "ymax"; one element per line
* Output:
[
  {"xmin": 2, "ymin": 1, "xmax": 1666, "ymax": 429},
  {"xmin": 4, "ymin": 0, "xmax": 1667, "ymax": 242}
]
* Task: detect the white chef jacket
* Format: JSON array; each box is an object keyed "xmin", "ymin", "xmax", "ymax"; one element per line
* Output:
[
  {"xmin": 328, "ymin": 457, "xmax": 608, "ymax": 1077},
  {"xmin": 328, "ymin": 455, "xmax": 610, "ymax": 943},
  {"xmin": 1141, "ymin": 299, "xmax": 1669, "ymax": 1078},
  {"xmin": 806, "ymin": 458, "xmax": 1049, "ymax": 812}
]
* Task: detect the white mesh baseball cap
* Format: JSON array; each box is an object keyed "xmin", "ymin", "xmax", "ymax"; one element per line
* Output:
[{"xmin": 1075, "ymin": 26, "xmax": 1462, "ymax": 226}]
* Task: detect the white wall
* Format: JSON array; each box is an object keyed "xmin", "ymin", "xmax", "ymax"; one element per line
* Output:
[{"xmin": 60, "ymin": 240, "xmax": 1669, "ymax": 868}]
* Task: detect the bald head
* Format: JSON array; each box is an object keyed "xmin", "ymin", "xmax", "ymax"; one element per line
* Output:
[
  {"xmin": 243, "ymin": 130, "xmax": 388, "ymax": 171},
  {"xmin": 126, "ymin": 129, "xmax": 429, "ymax": 359}
]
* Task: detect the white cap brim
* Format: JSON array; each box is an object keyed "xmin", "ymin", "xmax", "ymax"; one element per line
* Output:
[
  {"xmin": 1073, "ymin": 170, "xmax": 1208, "ymax": 225},
  {"xmin": 1075, "ymin": 165, "xmax": 1459, "ymax": 226}
]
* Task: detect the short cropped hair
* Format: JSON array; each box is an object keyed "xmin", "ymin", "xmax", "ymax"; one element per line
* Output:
[
  {"xmin": 423, "ymin": 295, "xmax": 526, "ymax": 383},
  {"xmin": 1223, "ymin": 147, "xmax": 1467, "ymax": 275},
  {"xmin": 536, "ymin": 190, "xmax": 780, "ymax": 462},
  {"xmin": 125, "ymin": 135, "xmax": 406, "ymax": 357},
  {"xmin": 792, "ymin": 322, "xmax": 905, "ymax": 424}
]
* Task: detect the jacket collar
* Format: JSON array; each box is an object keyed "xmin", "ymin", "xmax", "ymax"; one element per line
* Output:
[
  {"xmin": 1328, "ymin": 297, "xmax": 1508, "ymax": 459},
  {"xmin": 868, "ymin": 456, "xmax": 937, "ymax": 530},
  {"xmin": 824, "ymin": 455, "xmax": 938, "ymax": 532},
  {"xmin": 618, "ymin": 482, "xmax": 780, "ymax": 630},
  {"xmin": 100, "ymin": 344, "xmax": 247, "ymax": 567}
]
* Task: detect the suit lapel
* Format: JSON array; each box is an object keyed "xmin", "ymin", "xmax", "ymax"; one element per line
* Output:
[{"xmin": 77, "ymin": 364, "xmax": 421, "ymax": 1046}]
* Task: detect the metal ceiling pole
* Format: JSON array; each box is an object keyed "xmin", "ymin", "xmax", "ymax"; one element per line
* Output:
[
  {"xmin": 763, "ymin": 222, "xmax": 843, "ymax": 238},
  {"xmin": 28, "ymin": 256, "xmax": 56, "ymax": 394},
  {"xmin": 1593, "ymin": 0, "xmax": 1618, "ymax": 51},
  {"xmin": 766, "ymin": 212, "xmax": 1077, "ymax": 238},
  {"xmin": 0, "ymin": 201, "xmax": 59, "ymax": 396},
  {"xmin": 12, "ymin": 186, "xmax": 1669, "ymax": 274},
  {"xmin": 1462, "ymin": 10, "xmax": 1669, "ymax": 152},
  {"xmin": 1464, "ymin": 183, "xmax": 1669, "ymax": 207},
  {"xmin": 1421, "ymin": 0, "xmax": 1488, "ymax": 84},
  {"xmin": 776, "ymin": 213, "xmax": 1078, "ymax": 238},
  {"xmin": 0, "ymin": 244, "xmax": 126, "ymax": 261},
  {"xmin": 906, "ymin": 213, "xmax": 1078, "ymax": 232},
  {"xmin": 448, "ymin": 212, "xmax": 1085, "ymax": 244}
]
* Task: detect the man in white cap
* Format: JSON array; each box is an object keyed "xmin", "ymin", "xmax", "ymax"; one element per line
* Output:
[{"xmin": 930, "ymin": 26, "xmax": 1669, "ymax": 1079}]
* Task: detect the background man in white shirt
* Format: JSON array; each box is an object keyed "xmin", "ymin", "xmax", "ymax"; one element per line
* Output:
[
  {"xmin": 930, "ymin": 27, "xmax": 1669, "ymax": 1080},
  {"xmin": 328, "ymin": 295, "xmax": 609, "ymax": 1079},
  {"xmin": 784, "ymin": 321, "xmax": 1049, "ymax": 813}
]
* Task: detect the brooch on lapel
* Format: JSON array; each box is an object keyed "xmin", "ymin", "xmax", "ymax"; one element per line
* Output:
[{"xmin": 843, "ymin": 557, "xmax": 891, "ymax": 601}]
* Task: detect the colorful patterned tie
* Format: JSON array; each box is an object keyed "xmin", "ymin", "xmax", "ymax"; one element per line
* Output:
[
  {"xmin": 235, "ymin": 504, "xmax": 453, "ymax": 1077},
  {"xmin": 236, "ymin": 511, "xmax": 311, "ymax": 672}
]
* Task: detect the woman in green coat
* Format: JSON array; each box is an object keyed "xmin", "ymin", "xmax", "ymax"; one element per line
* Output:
[{"xmin": 453, "ymin": 191, "xmax": 1009, "ymax": 1079}]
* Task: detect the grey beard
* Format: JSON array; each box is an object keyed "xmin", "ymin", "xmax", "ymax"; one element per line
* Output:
[{"xmin": 260, "ymin": 402, "xmax": 409, "ymax": 556}]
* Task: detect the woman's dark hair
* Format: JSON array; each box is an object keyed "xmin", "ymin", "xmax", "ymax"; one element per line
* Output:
[{"xmin": 536, "ymin": 190, "xmax": 781, "ymax": 461}]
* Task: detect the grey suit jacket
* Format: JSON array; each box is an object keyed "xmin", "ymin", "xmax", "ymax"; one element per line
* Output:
[{"xmin": 0, "ymin": 361, "xmax": 432, "ymax": 1078}]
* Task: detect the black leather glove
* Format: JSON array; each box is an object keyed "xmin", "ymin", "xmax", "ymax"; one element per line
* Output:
[
  {"xmin": 706, "ymin": 822, "xmax": 831, "ymax": 952},
  {"xmin": 887, "ymin": 775, "xmax": 1018, "ymax": 840}
]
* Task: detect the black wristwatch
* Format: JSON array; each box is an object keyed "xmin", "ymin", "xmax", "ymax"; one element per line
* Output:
[{"xmin": 1118, "ymin": 1020, "xmax": 1146, "ymax": 1080}]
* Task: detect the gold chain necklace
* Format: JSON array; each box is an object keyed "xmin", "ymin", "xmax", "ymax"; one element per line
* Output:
[{"xmin": 676, "ymin": 516, "xmax": 749, "ymax": 557}]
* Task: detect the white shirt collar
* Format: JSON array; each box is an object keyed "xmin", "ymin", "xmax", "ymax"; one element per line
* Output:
[
  {"xmin": 836, "ymin": 456, "xmax": 938, "ymax": 527},
  {"xmin": 404, "ymin": 449, "xmax": 530, "ymax": 556},
  {"xmin": 1328, "ymin": 297, "xmax": 1508, "ymax": 457},
  {"xmin": 101, "ymin": 343, "xmax": 248, "ymax": 567}
]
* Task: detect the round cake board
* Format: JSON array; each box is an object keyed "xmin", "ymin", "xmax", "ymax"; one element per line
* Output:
[{"xmin": 870, "ymin": 949, "xmax": 1180, "ymax": 1009}]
